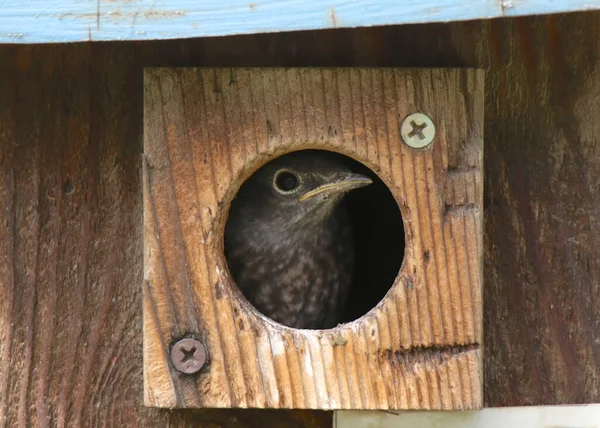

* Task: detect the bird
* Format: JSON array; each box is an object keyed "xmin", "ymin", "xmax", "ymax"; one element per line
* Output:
[{"xmin": 224, "ymin": 150, "xmax": 372, "ymax": 329}]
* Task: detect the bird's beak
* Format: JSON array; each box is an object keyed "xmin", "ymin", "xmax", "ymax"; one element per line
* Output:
[{"xmin": 299, "ymin": 173, "xmax": 373, "ymax": 202}]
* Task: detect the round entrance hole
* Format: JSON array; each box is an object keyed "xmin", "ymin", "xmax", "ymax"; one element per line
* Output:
[{"xmin": 224, "ymin": 149, "xmax": 405, "ymax": 329}]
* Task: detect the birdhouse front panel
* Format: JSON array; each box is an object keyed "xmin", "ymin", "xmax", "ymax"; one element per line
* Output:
[{"xmin": 143, "ymin": 68, "xmax": 484, "ymax": 410}]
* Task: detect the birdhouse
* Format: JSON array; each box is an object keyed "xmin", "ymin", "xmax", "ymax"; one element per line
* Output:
[{"xmin": 143, "ymin": 67, "xmax": 483, "ymax": 410}]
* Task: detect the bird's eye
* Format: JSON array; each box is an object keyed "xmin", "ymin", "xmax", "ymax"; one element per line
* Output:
[{"xmin": 274, "ymin": 170, "xmax": 299, "ymax": 193}]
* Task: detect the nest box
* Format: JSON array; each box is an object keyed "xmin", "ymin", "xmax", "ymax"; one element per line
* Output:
[{"xmin": 143, "ymin": 67, "xmax": 484, "ymax": 410}]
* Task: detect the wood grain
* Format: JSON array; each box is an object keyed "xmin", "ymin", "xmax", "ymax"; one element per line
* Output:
[
  {"xmin": 1, "ymin": 10, "xmax": 600, "ymax": 427},
  {"xmin": 1, "ymin": 0, "xmax": 597, "ymax": 44},
  {"xmin": 143, "ymin": 68, "xmax": 484, "ymax": 409},
  {"xmin": 0, "ymin": 44, "xmax": 332, "ymax": 427}
]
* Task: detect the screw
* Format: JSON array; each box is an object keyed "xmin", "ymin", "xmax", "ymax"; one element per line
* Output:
[
  {"xmin": 400, "ymin": 113, "xmax": 436, "ymax": 149},
  {"xmin": 170, "ymin": 338, "xmax": 207, "ymax": 374}
]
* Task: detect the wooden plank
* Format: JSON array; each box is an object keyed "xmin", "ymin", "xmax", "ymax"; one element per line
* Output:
[
  {"xmin": 1, "ymin": 10, "xmax": 600, "ymax": 425},
  {"xmin": 0, "ymin": 44, "xmax": 333, "ymax": 427},
  {"xmin": 143, "ymin": 68, "xmax": 484, "ymax": 409},
  {"xmin": 1, "ymin": 0, "xmax": 599, "ymax": 44}
]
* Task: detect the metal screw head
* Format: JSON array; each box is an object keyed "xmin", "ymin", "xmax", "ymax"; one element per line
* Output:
[
  {"xmin": 170, "ymin": 338, "xmax": 207, "ymax": 374},
  {"xmin": 400, "ymin": 113, "xmax": 436, "ymax": 149}
]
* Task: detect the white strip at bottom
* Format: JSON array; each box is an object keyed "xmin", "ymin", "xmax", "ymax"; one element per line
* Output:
[{"xmin": 334, "ymin": 405, "xmax": 600, "ymax": 428}]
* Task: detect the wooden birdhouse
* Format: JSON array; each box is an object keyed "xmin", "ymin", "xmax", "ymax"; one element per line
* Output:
[{"xmin": 143, "ymin": 67, "xmax": 483, "ymax": 410}]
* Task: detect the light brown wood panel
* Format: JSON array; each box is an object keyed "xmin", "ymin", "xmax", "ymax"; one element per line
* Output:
[{"xmin": 143, "ymin": 68, "xmax": 484, "ymax": 409}]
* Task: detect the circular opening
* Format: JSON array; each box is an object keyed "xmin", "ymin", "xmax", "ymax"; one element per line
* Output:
[{"xmin": 224, "ymin": 149, "xmax": 405, "ymax": 330}]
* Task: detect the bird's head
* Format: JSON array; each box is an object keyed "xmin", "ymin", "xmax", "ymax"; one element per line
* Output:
[{"xmin": 229, "ymin": 151, "xmax": 373, "ymax": 229}]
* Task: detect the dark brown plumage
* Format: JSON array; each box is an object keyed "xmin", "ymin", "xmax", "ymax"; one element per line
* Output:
[{"xmin": 224, "ymin": 151, "xmax": 372, "ymax": 329}]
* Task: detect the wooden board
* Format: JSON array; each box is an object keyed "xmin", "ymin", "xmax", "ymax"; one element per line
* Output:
[
  {"xmin": 1, "ymin": 0, "xmax": 599, "ymax": 44},
  {"xmin": 143, "ymin": 68, "xmax": 484, "ymax": 409},
  {"xmin": 1, "ymin": 10, "xmax": 600, "ymax": 427}
]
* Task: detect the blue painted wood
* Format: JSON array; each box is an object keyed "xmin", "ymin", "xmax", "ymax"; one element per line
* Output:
[{"xmin": 0, "ymin": 0, "xmax": 598, "ymax": 43}]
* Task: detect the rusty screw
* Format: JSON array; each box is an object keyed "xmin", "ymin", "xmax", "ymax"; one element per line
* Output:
[
  {"xmin": 400, "ymin": 112, "xmax": 436, "ymax": 149},
  {"xmin": 170, "ymin": 338, "xmax": 207, "ymax": 375}
]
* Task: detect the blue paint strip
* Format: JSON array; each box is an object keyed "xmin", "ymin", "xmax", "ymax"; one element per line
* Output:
[{"xmin": 0, "ymin": 0, "xmax": 598, "ymax": 43}]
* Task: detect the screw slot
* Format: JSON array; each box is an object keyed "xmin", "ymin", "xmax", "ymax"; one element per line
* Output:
[
  {"xmin": 170, "ymin": 338, "xmax": 207, "ymax": 375},
  {"xmin": 400, "ymin": 113, "xmax": 436, "ymax": 149}
]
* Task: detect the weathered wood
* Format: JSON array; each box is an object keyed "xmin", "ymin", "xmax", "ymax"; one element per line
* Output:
[
  {"xmin": 143, "ymin": 67, "xmax": 484, "ymax": 409},
  {"xmin": 0, "ymin": 45, "xmax": 333, "ymax": 427},
  {"xmin": 1, "ymin": 0, "xmax": 599, "ymax": 44},
  {"xmin": 1, "ymin": 10, "xmax": 600, "ymax": 426}
]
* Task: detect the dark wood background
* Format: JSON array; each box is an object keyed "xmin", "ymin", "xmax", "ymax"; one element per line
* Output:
[{"xmin": 1, "ymin": 10, "xmax": 599, "ymax": 427}]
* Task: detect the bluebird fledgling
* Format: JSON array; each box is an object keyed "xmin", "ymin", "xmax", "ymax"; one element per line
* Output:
[{"xmin": 224, "ymin": 150, "xmax": 372, "ymax": 329}]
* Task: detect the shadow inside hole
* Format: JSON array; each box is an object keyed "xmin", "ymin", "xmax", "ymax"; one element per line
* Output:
[
  {"xmin": 224, "ymin": 149, "xmax": 405, "ymax": 328},
  {"xmin": 338, "ymin": 155, "xmax": 405, "ymax": 323}
]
